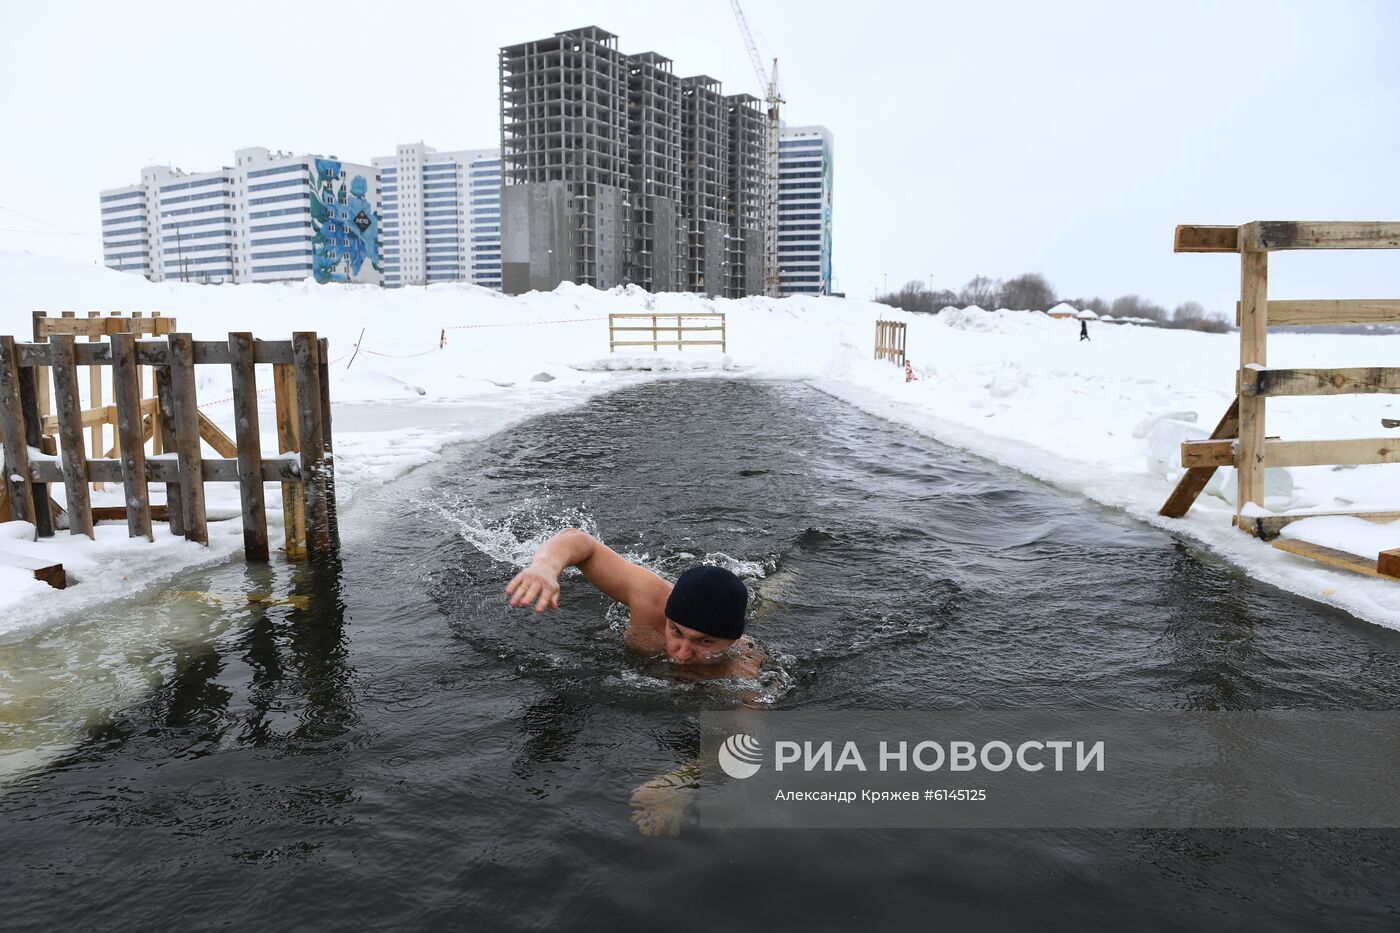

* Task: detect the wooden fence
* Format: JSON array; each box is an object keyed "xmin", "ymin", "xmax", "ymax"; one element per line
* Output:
[
  {"xmin": 28, "ymin": 312, "xmax": 237, "ymax": 472},
  {"xmin": 1162, "ymin": 221, "xmax": 1400, "ymax": 579},
  {"xmin": 875, "ymin": 319, "xmax": 906, "ymax": 366},
  {"xmin": 608, "ymin": 313, "xmax": 726, "ymax": 352},
  {"xmin": 0, "ymin": 330, "xmax": 338, "ymax": 565}
]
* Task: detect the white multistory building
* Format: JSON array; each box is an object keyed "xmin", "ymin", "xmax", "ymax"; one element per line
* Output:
[
  {"xmin": 99, "ymin": 147, "xmax": 384, "ymax": 286},
  {"xmin": 776, "ymin": 125, "xmax": 834, "ymax": 296},
  {"xmin": 100, "ymin": 165, "xmax": 235, "ymax": 284},
  {"xmin": 373, "ymin": 143, "xmax": 501, "ymax": 289}
]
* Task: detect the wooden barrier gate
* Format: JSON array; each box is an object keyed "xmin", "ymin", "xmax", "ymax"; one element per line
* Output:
[
  {"xmin": 0, "ymin": 329, "xmax": 338, "ymax": 564},
  {"xmin": 608, "ymin": 313, "xmax": 726, "ymax": 352},
  {"xmin": 1162, "ymin": 220, "xmax": 1400, "ymax": 580},
  {"xmin": 875, "ymin": 319, "xmax": 906, "ymax": 366}
]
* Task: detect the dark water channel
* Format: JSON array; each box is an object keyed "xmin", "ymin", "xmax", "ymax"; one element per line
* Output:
[{"xmin": 3, "ymin": 378, "xmax": 1400, "ymax": 930}]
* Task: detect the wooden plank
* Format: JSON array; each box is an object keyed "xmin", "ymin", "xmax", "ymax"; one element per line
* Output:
[
  {"xmin": 1263, "ymin": 437, "xmax": 1400, "ymax": 468},
  {"xmin": 228, "ymin": 333, "xmax": 269, "ymax": 562},
  {"xmin": 293, "ymin": 332, "xmax": 330, "ymax": 560},
  {"xmin": 109, "ymin": 333, "xmax": 152, "ymax": 541},
  {"xmin": 0, "ymin": 335, "xmax": 37, "ymax": 525},
  {"xmin": 36, "ymin": 316, "xmax": 107, "ymax": 338},
  {"xmin": 1181, "ymin": 439, "xmax": 1235, "ymax": 468},
  {"xmin": 1235, "ymin": 299, "xmax": 1400, "ymax": 328},
  {"xmin": 608, "ymin": 340, "xmax": 727, "ymax": 347},
  {"xmin": 609, "ymin": 312, "xmax": 724, "ymax": 319},
  {"xmin": 168, "ymin": 333, "xmax": 208, "ymax": 544},
  {"xmin": 0, "ymin": 548, "xmax": 65, "ymax": 589},
  {"xmin": 35, "ymin": 315, "xmax": 176, "ymax": 339},
  {"xmin": 197, "ymin": 411, "xmax": 239, "ymax": 458},
  {"xmin": 1159, "ymin": 398, "xmax": 1243, "ymax": 518},
  {"xmin": 13, "ymin": 340, "xmax": 295, "ymax": 369},
  {"xmin": 1237, "ymin": 248, "xmax": 1269, "ymax": 520},
  {"xmin": 1272, "ymin": 538, "xmax": 1398, "ymax": 580},
  {"xmin": 1184, "ymin": 436, "xmax": 1400, "ymax": 468},
  {"xmin": 273, "ymin": 362, "xmax": 305, "ymax": 561},
  {"xmin": 1174, "ymin": 225, "xmax": 1240, "ymax": 253},
  {"xmin": 1239, "ymin": 510, "xmax": 1400, "ymax": 541},
  {"xmin": 1248, "ymin": 221, "xmax": 1400, "ymax": 251},
  {"xmin": 1240, "ymin": 366, "xmax": 1400, "ymax": 397},
  {"xmin": 94, "ymin": 504, "xmax": 169, "ymax": 523},
  {"xmin": 608, "ymin": 326, "xmax": 727, "ymax": 332},
  {"xmin": 154, "ymin": 364, "xmax": 184, "ymax": 537},
  {"xmin": 41, "ymin": 404, "xmax": 116, "ymax": 435},
  {"xmin": 318, "ymin": 337, "xmax": 340, "ymax": 550},
  {"xmin": 48, "ymin": 335, "xmax": 94, "ymax": 539},
  {"xmin": 30, "ymin": 456, "xmax": 302, "ymax": 485},
  {"xmin": 1380, "ymin": 549, "xmax": 1400, "ymax": 580}
]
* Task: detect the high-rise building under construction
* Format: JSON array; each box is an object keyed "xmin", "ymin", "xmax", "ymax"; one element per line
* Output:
[{"xmin": 499, "ymin": 26, "xmax": 765, "ymax": 297}]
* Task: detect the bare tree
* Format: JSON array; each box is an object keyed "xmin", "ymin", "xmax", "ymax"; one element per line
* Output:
[
  {"xmin": 1110, "ymin": 294, "xmax": 1167, "ymax": 322},
  {"xmin": 1171, "ymin": 300, "xmax": 1231, "ymax": 333},
  {"xmin": 877, "ymin": 280, "xmax": 943, "ymax": 314},
  {"xmin": 929, "ymin": 288, "xmax": 959, "ymax": 310},
  {"xmin": 997, "ymin": 273, "xmax": 1057, "ymax": 311},
  {"xmin": 959, "ymin": 275, "xmax": 1001, "ymax": 309}
]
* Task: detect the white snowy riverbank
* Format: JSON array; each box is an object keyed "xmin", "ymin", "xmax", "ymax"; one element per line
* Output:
[{"xmin": 1, "ymin": 250, "xmax": 1398, "ymax": 632}]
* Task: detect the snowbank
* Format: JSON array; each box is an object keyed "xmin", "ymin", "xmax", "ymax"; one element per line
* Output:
[{"xmin": 2, "ymin": 251, "xmax": 1398, "ymax": 632}]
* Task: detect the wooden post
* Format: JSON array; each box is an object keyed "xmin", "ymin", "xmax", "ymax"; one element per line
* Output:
[
  {"xmin": 1237, "ymin": 245, "xmax": 1269, "ymax": 523},
  {"xmin": 109, "ymin": 333, "xmax": 152, "ymax": 541},
  {"xmin": 0, "ymin": 336, "xmax": 37, "ymax": 526},
  {"xmin": 31, "ymin": 311, "xmax": 50, "ymax": 429},
  {"xmin": 109, "ymin": 315, "xmax": 133, "ymax": 462},
  {"xmin": 318, "ymin": 337, "xmax": 340, "ymax": 549},
  {"xmin": 154, "ymin": 364, "xmax": 184, "ymax": 537},
  {"xmin": 167, "ymin": 333, "xmax": 208, "ymax": 544},
  {"xmin": 652, "ymin": 315, "xmax": 658, "ymax": 352},
  {"xmin": 17, "ymin": 363, "xmax": 53, "ymax": 537},
  {"xmin": 273, "ymin": 362, "xmax": 306, "ymax": 561},
  {"xmin": 49, "ymin": 335, "xmax": 94, "ymax": 539},
  {"xmin": 87, "ymin": 312, "xmax": 104, "ymax": 491},
  {"xmin": 228, "ymin": 332, "xmax": 269, "ymax": 561},
  {"xmin": 293, "ymin": 332, "xmax": 330, "ymax": 559}
]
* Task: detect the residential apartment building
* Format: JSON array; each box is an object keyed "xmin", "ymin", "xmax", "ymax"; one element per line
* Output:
[
  {"xmin": 100, "ymin": 164, "xmax": 235, "ymax": 284},
  {"xmin": 99, "ymin": 146, "xmax": 384, "ymax": 285},
  {"xmin": 777, "ymin": 125, "xmax": 834, "ymax": 296},
  {"xmin": 373, "ymin": 143, "xmax": 502, "ymax": 289},
  {"xmin": 499, "ymin": 26, "xmax": 764, "ymax": 297}
]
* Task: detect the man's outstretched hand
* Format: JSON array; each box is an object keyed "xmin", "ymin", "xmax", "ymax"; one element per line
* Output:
[{"xmin": 506, "ymin": 565, "xmax": 560, "ymax": 613}]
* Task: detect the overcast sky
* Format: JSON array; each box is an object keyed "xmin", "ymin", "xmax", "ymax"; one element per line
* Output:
[{"xmin": 2, "ymin": 0, "xmax": 1397, "ymax": 310}]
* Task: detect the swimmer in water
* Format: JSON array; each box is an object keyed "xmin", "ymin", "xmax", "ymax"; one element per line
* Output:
[
  {"xmin": 508, "ymin": 529, "xmax": 766, "ymax": 836},
  {"xmin": 506, "ymin": 528, "xmax": 762, "ymax": 680}
]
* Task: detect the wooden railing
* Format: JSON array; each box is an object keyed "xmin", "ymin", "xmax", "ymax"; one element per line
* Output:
[
  {"xmin": 0, "ymin": 331, "xmax": 338, "ymax": 563},
  {"xmin": 1163, "ymin": 221, "xmax": 1400, "ymax": 578},
  {"xmin": 875, "ymin": 319, "xmax": 906, "ymax": 366},
  {"xmin": 608, "ymin": 313, "xmax": 726, "ymax": 352}
]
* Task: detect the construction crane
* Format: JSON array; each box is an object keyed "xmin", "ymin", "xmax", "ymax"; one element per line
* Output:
[{"xmin": 729, "ymin": 0, "xmax": 784, "ymax": 297}]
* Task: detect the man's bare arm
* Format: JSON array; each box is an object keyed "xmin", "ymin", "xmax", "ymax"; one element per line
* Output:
[{"xmin": 506, "ymin": 528, "xmax": 670, "ymax": 615}]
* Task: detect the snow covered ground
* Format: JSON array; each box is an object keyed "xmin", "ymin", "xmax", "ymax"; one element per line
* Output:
[{"xmin": 1, "ymin": 250, "xmax": 1398, "ymax": 633}]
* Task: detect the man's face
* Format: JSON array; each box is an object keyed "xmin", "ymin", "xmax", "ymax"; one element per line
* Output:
[{"xmin": 664, "ymin": 618, "xmax": 736, "ymax": 666}]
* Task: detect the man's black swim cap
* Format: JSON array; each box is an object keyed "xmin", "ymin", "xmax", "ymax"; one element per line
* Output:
[{"xmin": 665, "ymin": 566, "xmax": 748, "ymax": 640}]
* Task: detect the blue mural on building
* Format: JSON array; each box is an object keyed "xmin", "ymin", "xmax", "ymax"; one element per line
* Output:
[{"xmin": 310, "ymin": 159, "xmax": 380, "ymax": 284}]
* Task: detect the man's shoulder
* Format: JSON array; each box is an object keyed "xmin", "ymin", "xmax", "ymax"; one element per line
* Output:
[{"xmin": 628, "ymin": 581, "xmax": 672, "ymax": 633}]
